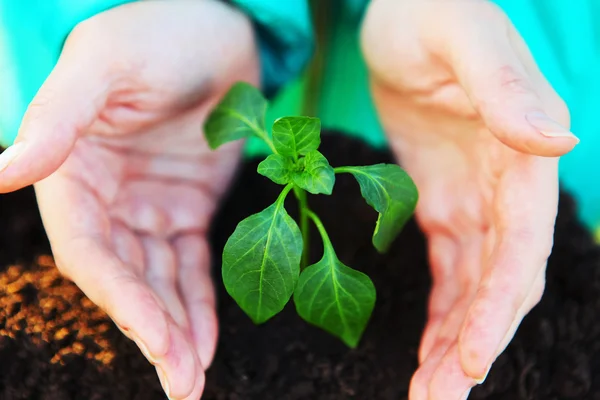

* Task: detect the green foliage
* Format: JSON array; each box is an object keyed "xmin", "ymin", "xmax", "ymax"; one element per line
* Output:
[
  {"xmin": 222, "ymin": 185, "xmax": 302, "ymax": 324},
  {"xmin": 294, "ymin": 213, "xmax": 375, "ymax": 347},
  {"xmin": 257, "ymin": 154, "xmax": 293, "ymax": 185},
  {"xmin": 337, "ymin": 165, "xmax": 418, "ymax": 253},
  {"xmin": 204, "ymin": 82, "xmax": 269, "ymax": 150},
  {"xmin": 291, "ymin": 150, "xmax": 335, "ymax": 195},
  {"xmin": 204, "ymin": 82, "xmax": 419, "ymax": 347},
  {"xmin": 272, "ymin": 116, "xmax": 321, "ymax": 158}
]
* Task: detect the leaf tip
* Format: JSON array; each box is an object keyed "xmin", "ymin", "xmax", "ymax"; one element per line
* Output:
[
  {"xmin": 372, "ymin": 233, "xmax": 390, "ymax": 254},
  {"xmin": 248, "ymin": 313, "xmax": 269, "ymax": 325},
  {"xmin": 342, "ymin": 335, "xmax": 361, "ymax": 348}
]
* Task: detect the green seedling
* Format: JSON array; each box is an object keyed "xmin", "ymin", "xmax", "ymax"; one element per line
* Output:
[{"xmin": 204, "ymin": 82, "xmax": 419, "ymax": 347}]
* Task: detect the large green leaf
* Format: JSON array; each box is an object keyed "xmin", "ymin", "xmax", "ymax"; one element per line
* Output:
[
  {"xmin": 204, "ymin": 82, "xmax": 268, "ymax": 149},
  {"xmin": 257, "ymin": 154, "xmax": 293, "ymax": 185},
  {"xmin": 222, "ymin": 187, "xmax": 303, "ymax": 323},
  {"xmin": 340, "ymin": 164, "xmax": 418, "ymax": 253},
  {"xmin": 272, "ymin": 116, "xmax": 321, "ymax": 157},
  {"xmin": 292, "ymin": 150, "xmax": 335, "ymax": 195},
  {"xmin": 294, "ymin": 245, "xmax": 376, "ymax": 348}
]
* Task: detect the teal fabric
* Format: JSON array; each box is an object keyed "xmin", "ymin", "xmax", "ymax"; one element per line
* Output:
[
  {"xmin": 233, "ymin": 0, "xmax": 313, "ymax": 97},
  {"xmin": 0, "ymin": 0, "xmax": 314, "ymax": 145}
]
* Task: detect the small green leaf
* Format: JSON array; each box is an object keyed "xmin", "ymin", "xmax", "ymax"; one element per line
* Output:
[
  {"xmin": 272, "ymin": 116, "xmax": 321, "ymax": 157},
  {"xmin": 294, "ymin": 246, "xmax": 376, "ymax": 348},
  {"xmin": 222, "ymin": 186, "xmax": 303, "ymax": 324},
  {"xmin": 204, "ymin": 82, "xmax": 267, "ymax": 149},
  {"xmin": 292, "ymin": 150, "xmax": 335, "ymax": 195},
  {"xmin": 340, "ymin": 164, "xmax": 418, "ymax": 253},
  {"xmin": 257, "ymin": 154, "xmax": 293, "ymax": 185}
]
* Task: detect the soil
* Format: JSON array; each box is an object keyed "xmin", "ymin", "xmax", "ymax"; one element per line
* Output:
[{"xmin": 0, "ymin": 133, "xmax": 599, "ymax": 400}]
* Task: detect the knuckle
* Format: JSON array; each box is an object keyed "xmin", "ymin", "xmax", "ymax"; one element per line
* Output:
[
  {"xmin": 360, "ymin": 0, "xmax": 425, "ymax": 87},
  {"xmin": 67, "ymin": 17, "xmax": 101, "ymax": 47},
  {"xmin": 416, "ymin": 195, "xmax": 456, "ymax": 233},
  {"xmin": 478, "ymin": 1, "xmax": 511, "ymax": 27},
  {"xmin": 495, "ymin": 66, "xmax": 533, "ymax": 94},
  {"xmin": 548, "ymin": 94, "xmax": 571, "ymax": 128},
  {"xmin": 64, "ymin": 17, "xmax": 113, "ymax": 63},
  {"xmin": 146, "ymin": 263, "xmax": 176, "ymax": 283}
]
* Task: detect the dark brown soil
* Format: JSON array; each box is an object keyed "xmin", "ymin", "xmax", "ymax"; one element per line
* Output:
[{"xmin": 0, "ymin": 133, "xmax": 599, "ymax": 399}]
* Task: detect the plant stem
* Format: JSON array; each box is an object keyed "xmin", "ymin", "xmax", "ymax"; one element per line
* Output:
[
  {"xmin": 306, "ymin": 210, "xmax": 333, "ymax": 253},
  {"xmin": 242, "ymin": 117, "xmax": 278, "ymax": 154},
  {"xmin": 294, "ymin": 186, "xmax": 310, "ymax": 269},
  {"xmin": 333, "ymin": 166, "xmax": 352, "ymax": 174},
  {"xmin": 278, "ymin": 183, "xmax": 295, "ymax": 203},
  {"xmin": 263, "ymin": 136, "xmax": 277, "ymax": 154},
  {"xmin": 255, "ymin": 128, "xmax": 277, "ymax": 154}
]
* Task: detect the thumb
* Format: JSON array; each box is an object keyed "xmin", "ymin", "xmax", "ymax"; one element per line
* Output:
[
  {"xmin": 443, "ymin": 3, "xmax": 577, "ymax": 157},
  {"xmin": 0, "ymin": 45, "xmax": 108, "ymax": 193}
]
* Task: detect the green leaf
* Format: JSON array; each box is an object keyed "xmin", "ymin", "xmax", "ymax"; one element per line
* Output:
[
  {"xmin": 222, "ymin": 187, "xmax": 302, "ymax": 324},
  {"xmin": 294, "ymin": 246, "xmax": 376, "ymax": 348},
  {"xmin": 340, "ymin": 164, "xmax": 418, "ymax": 253},
  {"xmin": 204, "ymin": 82, "xmax": 268, "ymax": 149},
  {"xmin": 292, "ymin": 150, "xmax": 335, "ymax": 195},
  {"xmin": 272, "ymin": 116, "xmax": 321, "ymax": 157},
  {"xmin": 257, "ymin": 154, "xmax": 293, "ymax": 185}
]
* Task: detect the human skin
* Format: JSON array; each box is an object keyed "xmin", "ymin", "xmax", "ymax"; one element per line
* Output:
[
  {"xmin": 0, "ymin": 1, "xmax": 259, "ymax": 399},
  {"xmin": 361, "ymin": 0, "xmax": 577, "ymax": 399}
]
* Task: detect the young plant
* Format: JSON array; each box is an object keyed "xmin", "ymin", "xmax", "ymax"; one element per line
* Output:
[{"xmin": 204, "ymin": 82, "xmax": 418, "ymax": 347}]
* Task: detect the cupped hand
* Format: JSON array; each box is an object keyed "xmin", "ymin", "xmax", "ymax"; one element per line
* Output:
[
  {"xmin": 0, "ymin": 1, "xmax": 259, "ymax": 398},
  {"xmin": 362, "ymin": 1, "xmax": 577, "ymax": 398}
]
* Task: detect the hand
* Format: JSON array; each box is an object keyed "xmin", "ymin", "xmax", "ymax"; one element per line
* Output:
[
  {"xmin": 361, "ymin": 1, "xmax": 577, "ymax": 398},
  {"xmin": 0, "ymin": 1, "xmax": 259, "ymax": 398}
]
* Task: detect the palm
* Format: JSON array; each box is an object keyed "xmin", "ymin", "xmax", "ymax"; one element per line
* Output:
[
  {"xmin": 368, "ymin": 44, "xmax": 558, "ymax": 398},
  {"xmin": 34, "ymin": 103, "xmax": 242, "ymax": 399}
]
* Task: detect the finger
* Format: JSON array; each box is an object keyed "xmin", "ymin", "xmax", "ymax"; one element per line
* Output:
[
  {"xmin": 423, "ymin": 233, "xmax": 483, "ymax": 360},
  {"xmin": 410, "ymin": 341, "xmax": 453, "ymax": 400},
  {"xmin": 458, "ymin": 155, "xmax": 558, "ymax": 379},
  {"xmin": 141, "ymin": 236, "xmax": 191, "ymax": 331},
  {"xmin": 413, "ymin": 295, "xmax": 477, "ymax": 398},
  {"xmin": 110, "ymin": 221, "xmax": 145, "ymax": 276},
  {"xmin": 156, "ymin": 320, "xmax": 205, "ymax": 399},
  {"xmin": 487, "ymin": 268, "xmax": 545, "ymax": 376},
  {"xmin": 158, "ymin": 363, "xmax": 205, "ymax": 400},
  {"xmin": 439, "ymin": 2, "xmax": 576, "ymax": 157},
  {"xmin": 35, "ymin": 174, "xmax": 170, "ymax": 359},
  {"xmin": 420, "ymin": 234, "xmax": 459, "ymax": 363},
  {"xmin": 174, "ymin": 234, "xmax": 218, "ymax": 369},
  {"xmin": 67, "ymin": 236, "xmax": 202, "ymax": 398},
  {"xmin": 420, "ymin": 314, "xmax": 447, "ymax": 365},
  {"xmin": 428, "ymin": 345, "xmax": 476, "ymax": 400},
  {"xmin": 36, "ymin": 175, "xmax": 204, "ymax": 398},
  {"xmin": 0, "ymin": 43, "xmax": 109, "ymax": 193}
]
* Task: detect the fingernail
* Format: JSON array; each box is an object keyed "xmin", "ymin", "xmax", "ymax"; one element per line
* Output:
[
  {"xmin": 0, "ymin": 142, "xmax": 25, "ymax": 173},
  {"xmin": 474, "ymin": 365, "xmax": 491, "ymax": 384},
  {"xmin": 526, "ymin": 112, "xmax": 579, "ymax": 141},
  {"xmin": 460, "ymin": 388, "xmax": 472, "ymax": 400},
  {"xmin": 132, "ymin": 334, "xmax": 158, "ymax": 365},
  {"xmin": 156, "ymin": 365, "xmax": 171, "ymax": 398},
  {"xmin": 113, "ymin": 321, "xmax": 132, "ymax": 339}
]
